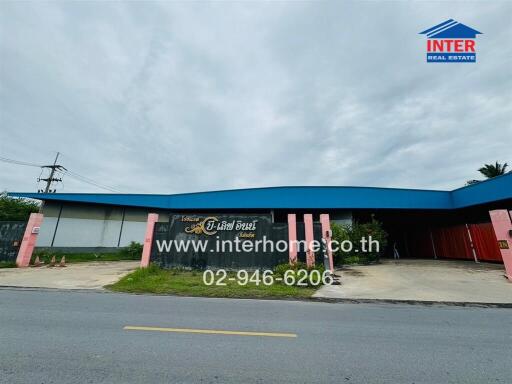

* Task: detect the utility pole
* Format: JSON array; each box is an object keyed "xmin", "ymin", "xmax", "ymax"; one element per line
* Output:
[
  {"xmin": 37, "ymin": 152, "xmax": 66, "ymax": 214},
  {"xmin": 38, "ymin": 152, "xmax": 66, "ymax": 193}
]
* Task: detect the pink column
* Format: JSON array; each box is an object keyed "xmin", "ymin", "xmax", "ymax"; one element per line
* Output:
[
  {"xmin": 304, "ymin": 214, "xmax": 315, "ymax": 268},
  {"xmin": 16, "ymin": 213, "xmax": 44, "ymax": 268},
  {"xmin": 320, "ymin": 214, "xmax": 334, "ymax": 271},
  {"xmin": 140, "ymin": 213, "xmax": 159, "ymax": 268},
  {"xmin": 287, "ymin": 214, "xmax": 297, "ymax": 265},
  {"xmin": 489, "ymin": 210, "xmax": 512, "ymax": 281}
]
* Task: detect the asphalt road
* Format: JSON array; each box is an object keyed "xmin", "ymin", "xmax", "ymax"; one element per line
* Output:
[{"xmin": 0, "ymin": 289, "xmax": 510, "ymax": 384}]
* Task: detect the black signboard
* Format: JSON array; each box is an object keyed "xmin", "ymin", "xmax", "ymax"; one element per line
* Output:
[
  {"xmin": 0, "ymin": 221, "xmax": 26, "ymax": 262},
  {"xmin": 152, "ymin": 214, "xmax": 289, "ymax": 269}
]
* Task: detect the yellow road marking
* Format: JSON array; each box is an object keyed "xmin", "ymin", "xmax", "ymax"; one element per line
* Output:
[{"xmin": 123, "ymin": 325, "xmax": 297, "ymax": 338}]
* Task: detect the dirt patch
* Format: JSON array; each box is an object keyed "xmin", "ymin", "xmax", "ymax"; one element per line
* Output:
[{"xmin": 340, "ymin": 268, "xmax": 365, "ymax": 277}]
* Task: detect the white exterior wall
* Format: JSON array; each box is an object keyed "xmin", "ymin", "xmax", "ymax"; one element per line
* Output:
[
  {"xmin": 51, "ymin": 218, "xmax": 123, "ymax": 247},
  {"xmin": 37, "ymin": 216, "xmax": 58, "ymax": 247},
  {"xmin": 39, "ymin": 202, "xmax": 150, "ymax": 248},
  {"xmin": 118, "ymin": 221, "xmax": 146, "ymax": 246},
  {"xmin": 38, "ymin": 202, "xmax": 351, "ymax": 249}
]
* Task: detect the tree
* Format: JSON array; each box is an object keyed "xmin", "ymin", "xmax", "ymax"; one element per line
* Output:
[
  {"xmin": 478, "ymin": 162, "xmax": 508, "ymax": 179},
  {"xmin": 0, "ymin": 192, "xmax": 39, "ymax": 221}
]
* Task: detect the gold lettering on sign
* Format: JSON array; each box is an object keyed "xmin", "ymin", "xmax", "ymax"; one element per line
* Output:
[
  {"xmin": 239, "ymin": 232, "xmax": 256, "ymax": 238},
  {"xmin": 181, "ymin": 216, "xmax": 200, "ymax": 222},
  {"xmin": 185, "ymin": 217, "xmax": 219, "ymax": 235},
  {"xmin": 184, "ymin": 216, "xmax": 259, "ymax": 236}
]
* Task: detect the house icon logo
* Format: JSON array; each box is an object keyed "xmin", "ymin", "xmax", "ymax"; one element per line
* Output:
[{"xmin": 419, "ymin": 19, "xmax": 482, "ymax": 63}]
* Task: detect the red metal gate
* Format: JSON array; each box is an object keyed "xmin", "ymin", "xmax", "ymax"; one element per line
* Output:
[
  {"xmin": 468, "ymin": 223, "xmax": 503, "ymax": 262},
  {"xmin": 406, "ymin": 222, "xmax": 503, "ymax": 263}
]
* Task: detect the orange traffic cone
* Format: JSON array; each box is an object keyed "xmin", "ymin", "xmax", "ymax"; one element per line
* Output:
[
  {"xmin": 33, "ymin": 255, "xmax": 43, "ymax": 267},
  {"xmin": 59, "ymin": 256, "xmax": 66, "ymax": 267},
  {"xmin": 49, "ymin": 255, "xmax": 56, "ymax": 267}
]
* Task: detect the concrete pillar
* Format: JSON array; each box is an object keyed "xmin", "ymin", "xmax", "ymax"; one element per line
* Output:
[
  {"xmin": 489, "ymin": 210, "xmax": 512, "ymax": 281},
  {"xmin": 140, "ymin": 213, "xmax": 159, "ymax": 268},
  {"xmin": 287, "ymin": 214, "xmax": 297, "ymax": 264},
  {"xmin": 304, "ymin": 214, "xmax": 315, "ymax": 268},
  {"xmin": 16, "ymin": 213, "xmax": 44, "ymax": 267},
  {"xmin": 320, "ymin": 214, "xmax": 334, "ymax": 271}
]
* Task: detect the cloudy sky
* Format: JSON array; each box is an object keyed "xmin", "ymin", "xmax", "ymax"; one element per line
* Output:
[{"xmin": 0, "ymin": 1, "xmax": 511, "ymax": 194}]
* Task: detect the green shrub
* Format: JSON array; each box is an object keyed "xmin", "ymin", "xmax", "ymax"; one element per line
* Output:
[
  {"xmin": 356, "ymin": 217, "xmax": 388, "ymax": 263},
  {"xmin": 273, "ymin": 262, "xmax": 300, "ymax": 278},
  {"xmin": 273, "ymin": 262, "xmax": 325, "ymax": 287},
  {"xmin": 331, "ymin": 222, "xmax": 351, "ymax": 265},
  {"xmin": 119, "ymin": 241, "xmax": 143, "ymax": 259},
  {"xmin": 31, "ymin": 245, "xmax": 143, "ymax": 264},
  {"xmin": 331, "ymin": 216, "xmax": 388, "ymax": 265}
]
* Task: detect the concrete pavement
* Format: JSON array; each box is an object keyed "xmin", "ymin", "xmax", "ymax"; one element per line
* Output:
[
  {"xmin": 0, "ymin": 261, "xmax": 138, "ymax": 289},
  {"xmin": 0, "ymin": 289, "xmax": 510, "ymax": 383},
  {"xmin": 315, "ymin": 259, "xmax": 512, "ymax": 304}
]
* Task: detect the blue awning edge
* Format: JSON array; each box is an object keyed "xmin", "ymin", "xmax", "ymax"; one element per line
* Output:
[{"xmin": 8, "ymin": 173, "xmax": 512, "ymax": 210}]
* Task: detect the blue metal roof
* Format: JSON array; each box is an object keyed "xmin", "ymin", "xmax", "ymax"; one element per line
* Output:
[{"xmin": 9, "ymin": 173, "xmax": 512, "ymax": 210}]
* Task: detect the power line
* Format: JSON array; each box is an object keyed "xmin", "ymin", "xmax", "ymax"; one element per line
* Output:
[
  {"xmin": 58, "ymin": 152, "xmax": 123, "ymax": 193},
  {"xmin": 62, "ymin": 170, "xmax": 122, "ymax": 193},
  {"xmin": 0, "ymin": 156, "xmax": 42, "ymax": 168},
  {"xmin": 1, "ymin": 154, "xmax": 122, "ymax": 193},
  {"xmin": 0, "ymin": 153, "xmax": 66, "ymax": 193}
]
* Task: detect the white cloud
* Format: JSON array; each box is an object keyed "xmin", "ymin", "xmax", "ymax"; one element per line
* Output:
[{"xmin": 1, "ymin": 1, "xmax": 511, "ymax": 194}]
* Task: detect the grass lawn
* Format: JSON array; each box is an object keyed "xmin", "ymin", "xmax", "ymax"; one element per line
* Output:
[
  {"xmin": 0, "ymin": 261, "xmax": 17, "ymax": 268},
  {"xmin": 31, "ymin": 250, "xmax": 140, "ymax": 264},
  {"xmin": 1, "ymin": 251, "xmax": 138, "ymax": 268},
  {"xmin": 29, "ymin": 242, "xmax": 143, "ymax": 265},
  {"xmin": 107, "ymin": 265, "xmax": 318, "ymax": 299}
]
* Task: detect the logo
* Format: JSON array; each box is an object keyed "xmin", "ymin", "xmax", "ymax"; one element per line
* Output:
[
  {"xmin": 419, "ymin": 19, "xmax": 482, "ymax": 63},
  {"xmin": 184, "ymin": 216, "xmax": 257, "ymax": 236},
  {"xmin": 185, "ymin": 216, "xmax": 220, "ymax": 235}
]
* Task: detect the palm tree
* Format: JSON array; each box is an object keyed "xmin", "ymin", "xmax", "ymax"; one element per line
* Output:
[{"xmin": 478, "ymin": 162, "xmax": 508, "ymax": 179}]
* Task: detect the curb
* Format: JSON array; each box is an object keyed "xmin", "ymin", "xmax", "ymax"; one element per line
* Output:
[
  {"xmin": 1, "ymin": 285, "xmax": 511, "ymax": 308},
  {"xmin": 309, "ymin": 296, "xmax": 512, "ymax": 308},
  {"xmin": 0, "ymin": 285, "xmax": 106, "ymax": 293}
]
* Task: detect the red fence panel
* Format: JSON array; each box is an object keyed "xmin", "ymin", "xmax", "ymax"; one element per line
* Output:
[
  {"xmin": 431, "ymin": 225, "xmax": 474, "ymax": 260},
  {"xmin": 392, "ymin": 222, "xmax": 503, "ymax": 264},
  {"xmin": 469, "ymin": 223, "xmax": 503, "ymax": 262}
]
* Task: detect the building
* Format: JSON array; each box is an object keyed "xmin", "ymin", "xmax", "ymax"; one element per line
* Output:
[{"xmin": 8, "ymin": 172, "xmax": 512, "ymax": 262}]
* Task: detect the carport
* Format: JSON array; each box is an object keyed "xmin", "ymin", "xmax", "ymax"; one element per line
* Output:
[{"xmin": 355, "ymin": 207, "xmax": 505, "ymax": 263}]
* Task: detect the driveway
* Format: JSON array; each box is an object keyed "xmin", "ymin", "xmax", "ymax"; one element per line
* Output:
[
  {"xmin": 0, "ymin": 261, "xmax": 138, "ymax": 290},
  {"xmin": 315, "ymin": 259, "xmax": 512, "ymax": 304}
]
